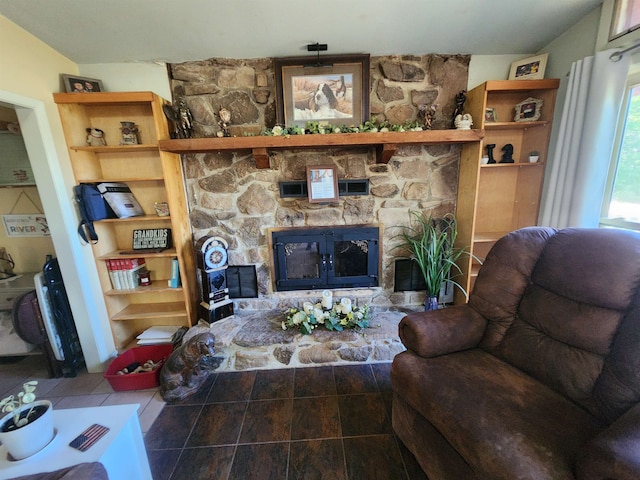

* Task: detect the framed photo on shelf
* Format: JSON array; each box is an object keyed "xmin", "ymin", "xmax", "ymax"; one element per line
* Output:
[
  {"xmin": 307, "ymin": 165, "xmax": 339, "ymax": 203},
  {"xmin": 274, "ymin": 54, "xmax": 370, "ymax": 127},
  {"xmin": 484, "ymin": 108, "xmax": 498, "ymax": 123},
  {"xmin": 514, "ymin": 97, "xmax": 543, "ymax": 122},
  {"xmin": 61, "ymin": 74, "xmax": 104, "ymax": 93},
  {"xmin": 508, "ymin": 54, "xmax": 548, "ymax": 80}
]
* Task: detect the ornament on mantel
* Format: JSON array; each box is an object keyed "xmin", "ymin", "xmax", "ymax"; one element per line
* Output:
[{"xmin": 454, "ymin": 113, "xmax": 473, "ymax": 130}]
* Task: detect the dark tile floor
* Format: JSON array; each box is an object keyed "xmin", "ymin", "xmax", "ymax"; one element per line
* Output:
[{"xmin": 144, "ymin": 363, "xmax": 428, "ymax": 480}]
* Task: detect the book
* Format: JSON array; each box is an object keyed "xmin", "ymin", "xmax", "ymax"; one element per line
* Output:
[
  {"xmin": 97, "ymin": 182, "xmax": 144, "ymax": 218},
  {"xmin": 106, "ymin": 257, "xmax": 146, "ymax": 289},
  {"xmin": 168, "ymin": 257, "xmax": 181, "ymax": 288}
]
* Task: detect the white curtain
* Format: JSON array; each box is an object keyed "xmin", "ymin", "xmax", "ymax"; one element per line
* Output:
[{"xmin": 539, "ymin": 49, "xmax": 630, "ymax": 228}]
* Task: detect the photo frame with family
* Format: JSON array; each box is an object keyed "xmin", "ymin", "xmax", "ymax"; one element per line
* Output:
[
  {"xmin": 307, "ymin": 165, "xmax": 339, "ymax": 203},
  {"xmin": 508, "ymin": 54, "xmax": 548, "ymax": 80},
  {"xmin": 484, "ymin": 108, "xmax": 498, "ymax": 123},
  {"xmin": 61, "ymin": 74, "xmax": 104, "ymax": 93},
  {"xmin": 274, "ymin": 54, "xmax": 370, "ymax": 127}
]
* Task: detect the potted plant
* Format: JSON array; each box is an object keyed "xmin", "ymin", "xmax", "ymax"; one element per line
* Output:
[
  {"xmin": 0, "ymin": 381, "xmax": 54, "ymax": 460},
  {"xmin": 528, "ymin": 150, "xmax": 540, "ymax": 163},
  {"xmin": 394, "ymin": 212, "xmax": 471, "ymax": 310}
]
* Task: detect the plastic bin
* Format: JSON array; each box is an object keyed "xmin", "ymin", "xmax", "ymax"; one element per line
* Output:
[{"xmin": 104, "ymin": 344, "xmax": 173, "ymax": 391}]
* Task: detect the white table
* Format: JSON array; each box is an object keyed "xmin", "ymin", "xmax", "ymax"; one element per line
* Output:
[{"xmin": 0, "ymin": 404, "xmax": 152, "ymax": 480}]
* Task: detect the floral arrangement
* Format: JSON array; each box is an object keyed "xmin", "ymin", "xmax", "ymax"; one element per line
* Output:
[
  {"xmin": 0, "ymin": 381, "xmax": 38, "ymax": 428},
  {"xmin": 261, "ymin": 119, "xmax": 428, "ymax": 137},
  {"xmin": 282, "ymin": 291, "xmax": 371, "ymax": 335}
]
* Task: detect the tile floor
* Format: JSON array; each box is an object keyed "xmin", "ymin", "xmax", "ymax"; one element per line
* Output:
[
  {"xmin": 0, "ymin": 354, "xmax": 164, "ymax": 435},
  {"xmin": 1, "ymin": 355, "xmax": 428, "ymax": 480},
  {"xmin": 144, "ymin": 363, "xmax": 428, "ymax": 480}
]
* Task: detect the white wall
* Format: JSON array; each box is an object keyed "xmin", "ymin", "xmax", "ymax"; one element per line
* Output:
[
  {"xmin": 79, "ymin": 63, "xmax": 172, "ymax": 100},
  {"xmin": 0, "ymin": 15, "xmax": 116, "ymax": 372}
]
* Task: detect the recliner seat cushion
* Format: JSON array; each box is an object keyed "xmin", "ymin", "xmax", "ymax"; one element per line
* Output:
[{"xmin": 392, "ymin": 349, "xmax": 603, "ymax": 480}]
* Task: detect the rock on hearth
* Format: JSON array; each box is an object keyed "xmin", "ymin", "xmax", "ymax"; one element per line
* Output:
[
  {"xmin": 298, "ymin": 345, "xmax": 339, "ymax": 364},
  {"xmin": 233, "ymin": 315, "xmax": 295, "ymax": 347}
]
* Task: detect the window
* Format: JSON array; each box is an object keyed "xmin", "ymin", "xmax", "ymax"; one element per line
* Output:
[
  {"xmin": 611, "ymin": 0, "xmax": 640, "ymax": 40},
  {"xmin": 601, "ymin": 71, "xmax": 640, "ymax": 229}
]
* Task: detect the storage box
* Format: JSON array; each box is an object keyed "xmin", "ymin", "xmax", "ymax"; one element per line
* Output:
[{"xmin": 104, "ymin": 344, "xmax": 173, "ymax": 391}]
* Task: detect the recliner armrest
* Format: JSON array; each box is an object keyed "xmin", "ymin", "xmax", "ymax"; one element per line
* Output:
[
  {"xmin": 576, "ymin": 403, "xmax": 640, "ymax": 480},
  {"xmin": 398, "ymin": 305, "xmax": 487, "ymax": 358}
]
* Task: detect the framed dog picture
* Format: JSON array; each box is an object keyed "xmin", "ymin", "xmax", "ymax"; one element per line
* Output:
[
  {"xmin": 61, "ymin": 74, "xmax": 104, "ymax": 93},
  {"xmin": 274, "ymin": 54, "xmax": 370, "ymax": 128}
]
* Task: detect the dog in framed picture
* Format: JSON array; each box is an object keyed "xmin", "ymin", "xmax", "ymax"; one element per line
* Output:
[{"xmin": 295, "ymin": 82, "xmax": 351, "ymax": 120}]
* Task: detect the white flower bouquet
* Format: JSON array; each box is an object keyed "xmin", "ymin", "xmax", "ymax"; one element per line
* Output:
[{"xmin": 282, "ymin": 296, "xmax": 371, "ymax": 335}]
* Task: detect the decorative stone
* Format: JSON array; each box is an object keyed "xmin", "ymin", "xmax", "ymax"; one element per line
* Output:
[
  {"xmin": 218, "ymin": 67, "xmax": 256, "ymax": 89},
  {"xmin": 298, "ymin": 345, "xmax": 339, "ymax": 364},
  {"xmin": 311, "ymin": 329, "xmax": 359, "ymax": 343},
  {"xmin": 379, "ymin": 61, "xmax": 426, "ymax": 82},
  {"xmin": 394, "ymin": 158, "xmax": 430, "ymax": 180},
  {"xmin": 306, "ymin": 208, "xmax": 344, "ymax": 226},
  {"xmin": 189, "ymin": 209, "xmax": 219, "ymax": 229},
  {"xmin": 170, "ymin": 61, "xmax": 217, "ymax": 82},
  {"xmin": 219, "ymin": 91, "xmax": 260, "ymax": 124},
  {"xmin": 370, "ymin": 184, "xmax": 399, "ymax": 198},
  {"xmin": 237, "ymin": 184, "xmax": 276, "ymax": 215},
  {"xmin": 343, "ymin": 197, "xmax": 375, "ymax": 224},
  {"xmin": 373, "ymin": 342, "xmax": 406, "ymax": 361},
  {"xmin": 385, "ymin": 104, "xmax": 415, "ymax": 125},
  {"xmin": 202, "ymin": 152, "xmax": 234, "ymax": 170},
  {"xmin": 199, "ymin": 171, "xmax": 238, "ymax": 193},
  {"xmin": 403, "ymin": 182, "xmax": 431, "ymax": 201},
  {"xmin": 338, "ymin": 346, "xmax": 372, "ymax": 362},
  {"xmin": 411, "ymin": 89, "xmax": 439, "ymax": 108},
  {"xmin": 253, "ymin": 88, "xmax": 270, "ymax": 104},
  {"xmin": 234, "ymin": 350, "xmax": 271, "ymax": 370},
  {"xmin": 376, "ymin": 81, "xmax": 404, "ymax": 103},
  {"xmin": 274, "ymin": 345, "xmax": 295, "ymax": 365},
  {"xmin": 275, "ymin": 207, "xmax": 305, "ymax": 227},
  {"xmin": 431, "ymin": 162, "xmax": 460, "ymax": 199},
  {"xmin": 184, "ymin": 83, "xmax": 220, "ymax": 96}
]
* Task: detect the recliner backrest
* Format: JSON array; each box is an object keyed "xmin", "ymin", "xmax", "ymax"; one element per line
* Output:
[{"xmin": 470, "ymin": 227, "xmax": 640, "ymax": 424}]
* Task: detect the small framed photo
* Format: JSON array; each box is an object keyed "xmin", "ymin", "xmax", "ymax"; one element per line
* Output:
[
  {"xmin": 307, "ymin": 165, "xmax": 339, "ymax": 203},
  {"xmin": 484, "ymin": 108, "xmax": 498, "ymax": 123},
  {"xmin": 61, "ymin": 74, "xmax": 104, "ymax": 93},
  {"xmin": 508, "ymin": 54, "xmax": 548, "ymax": 80},
  {"xmin": 514, "ymin": 97, "xmax": 543, "ymax": 122}
]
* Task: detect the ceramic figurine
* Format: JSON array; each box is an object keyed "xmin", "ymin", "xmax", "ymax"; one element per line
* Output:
[
  {"xmin": 119, "ymin": 121, "xmax": 139, "ymax": 145},
  {"xmin": 419, "ymin": 104, "xmax": 438, "ymax": 130},
  {"xmin": 454, "ymin": 113, "xmax": 473, "ymax": 130},
  {"xmin": 501, "ymin": 143, "xmax": 515, "ymax": 163},
  {"xmin": 162, "ymin": 100, "xmax": 194, "ymax": 139},
  {"xmin": 217, "ymin": 107, "xmax": 232, "ymax": 137},
  {"xmin": 451, "ymin": 90, "xmax": 466, "ymax": 128},
  {"xmin": 486, "ymin": 143, "xmax": 497, "ymax": 164},
  {"xmin": 85, "ymin": 128, "xmax": 106, "ymax": 146}
]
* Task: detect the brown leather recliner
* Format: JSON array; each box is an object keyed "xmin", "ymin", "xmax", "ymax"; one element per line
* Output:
[{"xmin": 391, "ymin": 227, "xmax": 640, "ymax": 480}]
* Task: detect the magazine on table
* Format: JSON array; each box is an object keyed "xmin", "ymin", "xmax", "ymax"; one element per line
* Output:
[{"xmin": 97, "ymin": 182, "xmax": 144, "ymax": 218}]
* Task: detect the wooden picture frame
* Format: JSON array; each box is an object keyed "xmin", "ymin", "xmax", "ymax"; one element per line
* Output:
[
  {"xmin": 514, "ymin": 97, "xmax": 543, "ymax": 122},
  {"xmin": 307, "ymin": 165, "xmax": 339, "ymax": 203},
  {"xmin": 61, "ymin": 74, "xmax": 104, "ymax": 93},
  {"xmin": 508, "ymin": 54, "xmax": 548, "ymax": 80},
  {"xmin": 484, "ymin": 108, "xmax": 498, "ymax": 123},
  {"xmin": 274, "ymin": 54, "xmax": 370, "ymax": 127}
]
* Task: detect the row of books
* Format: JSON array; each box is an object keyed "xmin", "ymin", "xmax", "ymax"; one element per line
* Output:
[{"xmin": 106, "ymin": 258, "xmax": 147, "ymax": 290}]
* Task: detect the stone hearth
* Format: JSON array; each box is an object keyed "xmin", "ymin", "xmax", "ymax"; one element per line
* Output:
[{"xmin": 205, "ymin": 308, "xmax": 412, "ymax": 371}]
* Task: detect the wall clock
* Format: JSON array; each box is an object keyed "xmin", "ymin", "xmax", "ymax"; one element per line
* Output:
[{"xmin": 195, "ymin": 236, "xmax": 229, "ymax": 272}]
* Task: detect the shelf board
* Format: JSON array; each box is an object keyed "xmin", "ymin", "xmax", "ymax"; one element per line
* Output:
[
  {"xmin": 105, "ymin": 281, "xmax": 183, "ymax": 295},
  {"xmin": 483, "ymin": 79, "xmax": 561, "ymax": 92},
  {"xmin": 77, "ymin": 177, "xmax": 164, "ymax": 183},
  {"xmin": 53, "ymin": 91, "xmax": 158, "ymax": 106},
  {"xmin": 111, "ymin": 302, "xmax": 187, "ymax": 321},
  {"xmin": 158, "ymin": 129, "xmax": 484, "ymax": 167},
  {"xmin": 485, "ymin": 121, "xmax": 549, "ymax": 130},
  {"xmin": 474, "ymin": 232, "xmax": 508, "ymax": 243},
  {"xmin": 481, "ymin": 162, "xmax": 544, "ymax": 168},
  {"xmin": 98, "ymin": 248, "xmax": 177, "ymax": 260},
  {"xmin": 98, "ymin": 215, "xmax": 170, "ymax": 223},
  {"xmin": 70, "ymin": 144, "xmax": 158, "ymax": 153}
]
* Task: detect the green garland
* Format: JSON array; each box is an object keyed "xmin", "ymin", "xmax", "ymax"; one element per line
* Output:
[{"xmin": 257, "ymin": 119, "xmax": 428, "ymax": 137}]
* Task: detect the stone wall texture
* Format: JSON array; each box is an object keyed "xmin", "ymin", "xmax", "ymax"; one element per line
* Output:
[{"xmin": 168, "ymin": 54, "xmax": 470, "ymax": 310}]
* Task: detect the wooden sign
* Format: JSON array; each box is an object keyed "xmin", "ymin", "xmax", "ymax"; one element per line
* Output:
[{"xmin": 132, "ymin": 228, "xmax": 171, "ymax": 250}]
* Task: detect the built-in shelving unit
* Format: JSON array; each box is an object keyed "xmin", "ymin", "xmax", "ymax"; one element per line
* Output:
[
  {"xmin": 54, "ymin": 91, "xmax": 198, "ymax": 350},
  {"xmin": 455, "ymin": 79, "xmax": 560, "ymax": 300}
]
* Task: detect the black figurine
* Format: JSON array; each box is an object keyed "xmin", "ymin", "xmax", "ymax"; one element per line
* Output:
[
  {"xmin": 500, "ymin": 144, "xmax": 515, "ymax": 163},
  {"xmin": 451, "ymin": 90, "xmax": 466, "ymax": 128},
  {"xmin": 163, "ymin": 100, "xmax": 194, "ymax": 139},
  {"xmin": 486, "ymin": 144, "xmax": 497, "ymax": 164}
]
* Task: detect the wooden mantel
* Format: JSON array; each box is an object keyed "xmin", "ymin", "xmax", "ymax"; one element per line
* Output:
[{"xmin": 158, "ymin": 129, "xmax": 484, "ymax": 168}]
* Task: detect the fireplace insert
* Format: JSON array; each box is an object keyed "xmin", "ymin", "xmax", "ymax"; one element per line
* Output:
[{"xmin": 271, "ymin": 225, "xmax": 379, "ymax": 291}]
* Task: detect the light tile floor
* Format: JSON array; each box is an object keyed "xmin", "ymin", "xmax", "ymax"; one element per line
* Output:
[{"xmin": 0, "ymin": 354, "xmax": 164, "ymax": 435}]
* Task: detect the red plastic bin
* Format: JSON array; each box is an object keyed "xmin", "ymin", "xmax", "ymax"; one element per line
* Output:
[{"xmin": 104, "ymin": 344, "xmax": 173, "ymax": 391}]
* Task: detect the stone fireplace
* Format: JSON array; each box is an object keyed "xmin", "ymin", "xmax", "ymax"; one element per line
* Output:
[{"xmin": 169, "ymin": 54, "xmax": 470, "ymax": 312}]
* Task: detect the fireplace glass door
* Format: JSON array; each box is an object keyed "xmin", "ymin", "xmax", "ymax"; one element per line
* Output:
[{"xmin": 272, "ymin": 226, "xmax": 379, "ymax": 291}]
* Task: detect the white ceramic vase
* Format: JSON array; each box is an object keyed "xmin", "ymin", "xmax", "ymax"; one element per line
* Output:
[{"xmin": 0, "ymin": 400, "xmax": 54, "ymax": 460}]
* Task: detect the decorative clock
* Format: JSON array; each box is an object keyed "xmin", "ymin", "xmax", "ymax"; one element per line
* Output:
[{"xmin": 195, "ymin": 236, "xmax": 229, "ymax": 272}]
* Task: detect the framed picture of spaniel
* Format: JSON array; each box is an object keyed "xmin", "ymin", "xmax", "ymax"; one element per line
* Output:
[{"xmin": 274, "ymin": 54, "xmax": 370, "ymax": 128}]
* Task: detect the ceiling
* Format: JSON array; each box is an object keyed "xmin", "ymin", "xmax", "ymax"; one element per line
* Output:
[{"xmin": 0, "ymin": 0, "xmax": 603, "ymax": 64}]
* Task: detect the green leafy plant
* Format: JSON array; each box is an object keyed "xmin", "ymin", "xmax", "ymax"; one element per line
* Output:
[
  {"xmin": 0, "ymin": 381, "xmax": 38, "ymax": 429},
  {"xmin": 394, "ymin": 212, "xmax": 471, "ymax": 301},
  {"xmin": 282, "ymin": 298, "xmax": 371, "ymax": 335}
]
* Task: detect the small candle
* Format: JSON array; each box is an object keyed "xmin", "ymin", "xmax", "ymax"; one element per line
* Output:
[
  {"xmin": 303, "ymin": 302, "xmax": 313, "ymax": 314},
  {"xmin": 322, "ymin": 290, "xmax": 333, "ymax": 309},
  {"xmin": 340, "ymin": 298, "xmax": 352, "ymax": 313}
]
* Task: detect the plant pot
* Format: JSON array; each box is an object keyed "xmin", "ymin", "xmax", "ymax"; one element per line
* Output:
[
  {"xmin": 529, "ymin": 155, "xmax": 539, "ymax": 163},
  {"xmin": 0, "ymin": 400, "xmax": 54, "ymax": 460},
  {"xmin": 424, "ymin": 295, "xmax": 439, "ymax": 311}
]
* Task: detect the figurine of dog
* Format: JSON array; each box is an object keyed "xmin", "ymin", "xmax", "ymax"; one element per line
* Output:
[{"xmin": 159, "ymin": 331, "xmax": 218, "ymax": 402}]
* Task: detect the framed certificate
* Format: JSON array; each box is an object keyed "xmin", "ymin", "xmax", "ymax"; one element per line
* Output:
[{"xmin": 307, "ymin": 165, "xmax": 338, "ymax": 203}]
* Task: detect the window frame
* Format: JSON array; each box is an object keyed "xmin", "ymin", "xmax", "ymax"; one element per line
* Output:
[
  {"xmin": 610, "ymin": 0, "xmax": 640, "ymax": 41},
  {"xmin": 600, "ymin": 66, "xmax": 640, "ymax": 231}
]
